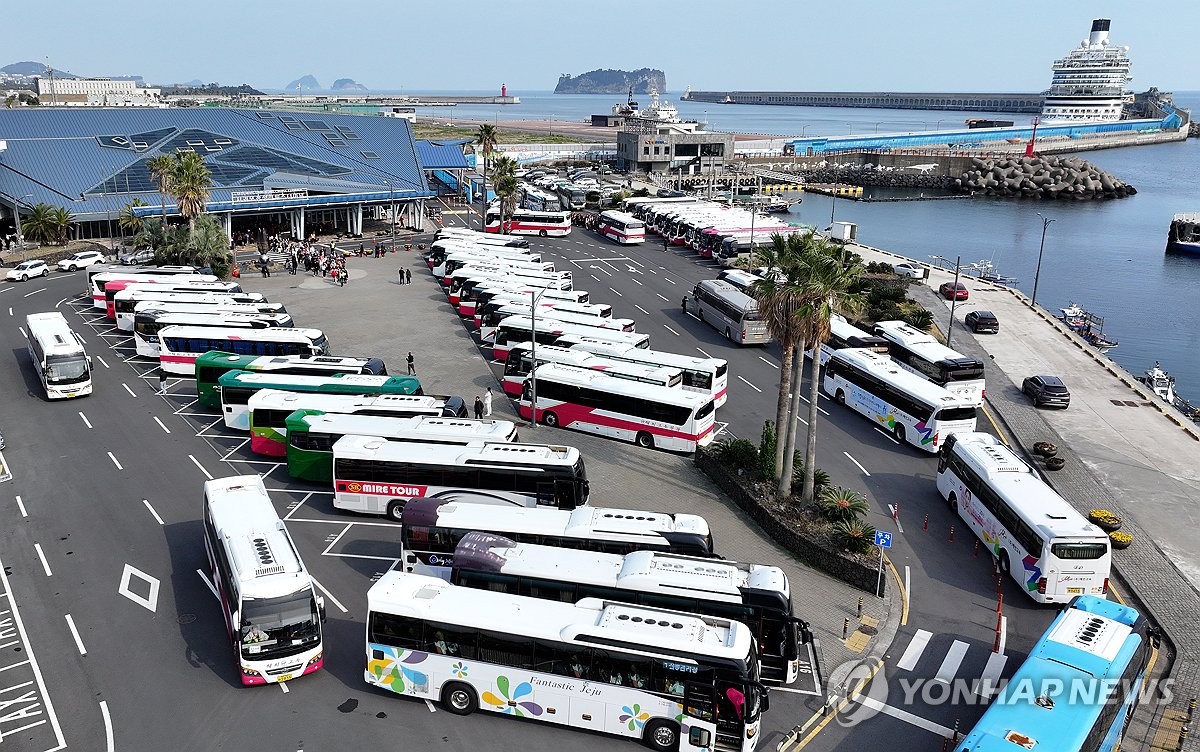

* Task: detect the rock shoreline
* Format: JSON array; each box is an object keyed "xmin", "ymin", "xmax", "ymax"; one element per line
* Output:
[{"xmin": 955, "ymin": 155, "xmax": 1136, "ymax": 199}]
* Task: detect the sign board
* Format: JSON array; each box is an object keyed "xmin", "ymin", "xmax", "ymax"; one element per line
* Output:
[
  {"xmin": 874, "ymin": 530, "xmax": 893, "ymax": 548},
  {"xmin": 231, "ymin": 189, "xmax": 309, "ymax": 204}
]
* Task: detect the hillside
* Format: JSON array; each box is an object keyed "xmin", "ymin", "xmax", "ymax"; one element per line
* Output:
[
  {"xmin": 331, "ymin": 78, "xmax": 368, "ymax": 92},
  {"xmin": 285, "ymin": 74, "xmax": 321, "ymax": 92},
  {"xmin": 555, "ymin": 68, "xmax": 666, "ymax": 95},
  {"xmin": 2, "ymin": 61, "xmax": 79, "ymax": 78}
]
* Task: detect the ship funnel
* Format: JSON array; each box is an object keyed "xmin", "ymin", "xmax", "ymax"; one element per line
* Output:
[{"xmin": 1088, "ymin": 18, "xmax": 1111, "ymax": 46}]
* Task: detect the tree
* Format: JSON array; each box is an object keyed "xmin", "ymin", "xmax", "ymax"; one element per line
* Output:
[
  {"xmin": 145, "ymin": 154, "xmax": 176, "ymax": 224},
  {"xmin": 170, "ymin": 152, "xmax": 212, "ymax": 230},
  {"xmin": 491, "ymin": 155, "xmax": 519, "ymax": 233},
  {"xmin": 180, "ymin": 215, "xmax": 233, "ymax": 277},
  {"xmin": 48, "ymin": 206, "xmax": 76, "ymax": 245},
  {"xmin": 119, "ymin": 198, "xmax": 149, "ymax": 235},
  {"xmin": 20, "ymin": 203, "xmax": 59, "ymax": 245},
  {"xmin": 4, "ymin": 95, "xmax": 15, "ymax": 109},
  {"xmin": 475, "ymin": 124, "xmax": 498, "ymax": 229},
  {"xmin": 131, "ymin": 218, "xmax": 165, "ymax": 252}
]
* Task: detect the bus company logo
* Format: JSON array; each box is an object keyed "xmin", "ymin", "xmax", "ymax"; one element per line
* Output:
[{"xmin": 338, "ymin": 481, "xmax": 427, "ymax": 496}]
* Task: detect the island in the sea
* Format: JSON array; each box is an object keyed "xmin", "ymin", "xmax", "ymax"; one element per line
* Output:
[{"xmin": 555, "ymin": 68, "xmax": 667, "ymax": 95}]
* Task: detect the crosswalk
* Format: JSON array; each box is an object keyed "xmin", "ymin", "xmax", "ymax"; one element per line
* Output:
[{"xmin": 891, "ymin": 629, "xmax": 1010, "ymax": 698}]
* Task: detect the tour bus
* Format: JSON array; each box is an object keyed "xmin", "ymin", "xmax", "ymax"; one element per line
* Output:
[
  {"xmin": 596, "ymin": 210, "xmax": 646, "ymax": 244},
  {"xmin": 429, "ymin": 237, "xmax": 538, "ymax": 266},
  {"xmin": 520, "ymin": 363, "xmax": 716, "ymax": 452},
  {"xmin": 691, "ymin": 279, "xmax": 771, "ymax": 345},
  {"xmin": 285, "ymin": 410, "xmax": 519, "ymax": 483},
  {"xmin": 158, "ymin": 326, "xmax": 328, "ymax": 376},
  {"xmin": 195, "ymin": 352, "xmax": 387, "ymax": 409},
  {"xmin": 85, "ymin": 264, "xmax": 201, "ymax": 303},
  {"xmin": 133, "ymin": 309, "xmax": 292, "ymax": 359},
  {"xmin": 474, "ymin": 296, "xmax": 611, "ymax": 330},
  {"xmin": 936, "ymin": 432, "xmax": 1112, "ymax": 602},
  {"xmin": 501, "ymin": 342, "xmax": 683, "ymax": 396},
  {"xmin": 452, "ymin": 532, "xmax": 814, "ymax": 687},
  {"xmin": 479, "ymin": 304, "xmax": 636, "ymax": 340},
  {"xmin": 438, "ymin": 253, "xmax": 555, "ymax": 285},
  {"xmin": 430, "ymin": 247, "xmax": 543, "ymax": 279},
  {"xmin": 448, "ymin": 268, "xmax": 573, "ymax": 311},
  {"xmin": 484, "ymin": 209, "xmax": 572, "ymax": 237},
  {"xmin": 245, "ymin": 390, "xmax": 468, "ymax": 446},
  {"xmin": 104, "ymin": 279, "xmax": 242, "ymax": 318},
  {"xmin": 88, "ymin": 270, "xmax": 216, "ymax": 309},
  {"xmin": 563, "ymin": 339, "xmax": 729, "ymax": 407},
  {"xmin": 622, "ymin": 196, "xmax": 700, "ymax": 220},
  {"xmin": 556, "ymin": 183, "xmax": 589, "ymax": 210},
  {"xmin": 124, "ymin": 299, "xmax": 287, "ymax": 333},
  {"xmin": 399, "ymin": 497, "xmax": 715, "ymax": 579},
  {"xmin": 472, "ymin": 285, "xmax": 590, "ymax": 318},
  {"xmin": 220, "ymin": 370, "xmax": 423, "ymax": 432},
  {"xmin": 435, "ymin": 227, "xmax": 530, "ymax": 248},
  {"xmin": 957, "ymin": 596, "xmax": 1149, "ymax": 752},
  {"xmin": 872, "ymin": 320, "xmax": 987, "ymax": 405},
  {"xmin": 134, "ymin": 311, "xmax": 292, "ymax": 359},
  {"xmin": 823, "ymin": 348, "xmax": 978, "ymax": 452},
  {"xmin": 113, "ymin": 289, "xmax": 272, "ymax": 330},
  {"xmin": 366, "ymin": 571, "xmax": 765, "ymax": 752},
  {"xmin": 488, "ymin": 316, "xmax": 650, "ymax": 361},
  {"xmin": 716, "ymin": 269, "xmax": 763, "ymax": 294},
  {"xmin": 202, "ymin": 475, "xmax": 325, "ymax": 685},
  {"xmin": 332, "ymin": 434, "xmax": 589, "ymax": 520},
  {"xmin": 25, "ymin": 312, "xmax": 92, "ymax": 399},
  {"xmin": 804, "ymin": 314, "xmax": 892, "ymax": 366}
]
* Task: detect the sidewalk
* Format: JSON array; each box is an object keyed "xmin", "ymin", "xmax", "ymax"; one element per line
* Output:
[{"xmin": 851, "ymin": 241, "xmax": 1200, "ymax": 751}]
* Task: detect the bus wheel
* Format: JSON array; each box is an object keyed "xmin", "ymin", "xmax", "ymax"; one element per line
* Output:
[
  {"xmin": 835, "ymin": 389, "xmax": 846, "ymax": 405},
  {"xmin": 948, "ymin": 492, "xmax": 958, "ymax": 512},
  {"xmin": 724, "ymin": 327, "xmax": 732, "ymax": 340},
  {"xmin": 542, "ymin": 411, "xmax": 559, "ymax": 427},
  {"xmin": 539, "ymin": 230, "xmax": 548, "ymax": 237},
  {"xmin": 644, "ymin": 719, "xmax": 680, "ymax": 752},
  {"xmin": 386, "ymin": 500, "xmax": 406, "ymax": 522},
  {"xmin": 636, "ymin": 432, "xmax": 655, "ymax": 449},
  {"xmin": 441, "ymin": 682, "xmax": 478, "ymax": 715},
  {"xmin": 893, "ymin": 424, "xmax": 906, "ymax": 445},
  {"xmin": 698, "ymin": 310, "xmax": 705, "ymax": 322},
  {"xmin": 998, "ymin": 550, "xmax": 1011, "ymax": 577}
]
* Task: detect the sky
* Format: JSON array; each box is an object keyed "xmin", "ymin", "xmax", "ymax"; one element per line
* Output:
[{"xmin": 6, "ymin": 0, "xmax": 1198, "ymax": 93}]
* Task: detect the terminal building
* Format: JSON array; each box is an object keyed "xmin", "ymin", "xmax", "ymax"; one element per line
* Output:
[
  {"xmin": 0, "ymin": 108, "xmax": 466, "ymax": 244},
  {"xmin": 36, "ymin": 77, "xmax": 163, "ymax": 107}
]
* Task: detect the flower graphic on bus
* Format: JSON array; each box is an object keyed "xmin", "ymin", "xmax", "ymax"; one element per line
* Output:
[
  {"xmin": 1022, "ymin": 555, "xmax": 1043, "ymax": 592},
  {"xmin": 482, "ymin": 675, "xmax": 543, "ymax": 717},
  {"xmin": 913, "ymin": 420, "xmax": 935, "ymax": 446},
  {"xmin": 367, "ymin": 645, "xmax": 429, "ymax": 694},
  {"xmin": 673, "ymin": 711, "xmax": 693, "ymax": 741},
  {"xmin": 620, "ymin": 704, "xmax": 651, "ymax": 731},
  {"xmin": 451, "ymin": 661, "xmax": 468, "ymax": 678}
]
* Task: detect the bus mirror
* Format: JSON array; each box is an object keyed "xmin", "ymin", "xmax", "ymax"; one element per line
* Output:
[
  {"xmin": 688, "ymin": 728, "xmax": 711, "ymax": 748},
  {"xmin": 317, "ymin": 596, "xmax": 327, "ymax": 623},
  {"xmin": 86, "ymin": 356, "xmax": 93, "ymax": 368}
]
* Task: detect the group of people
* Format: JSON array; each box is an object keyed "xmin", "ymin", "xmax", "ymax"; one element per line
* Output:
[{"xmin": 473, "ymin": 388, "xmax": 493, "ymax": 419}]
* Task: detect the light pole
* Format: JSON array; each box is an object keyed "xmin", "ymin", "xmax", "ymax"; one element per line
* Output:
[
  {"xmin": 11, "ymin": 193, "xmax": 33, "ymax": 260},
  {"xmin": 528, "ymin": 287, "xmax": 549, "ymax": 429},
  {"xmin": 385, "ymin": 180, "xmax": 395, "ymax": 253},
  {"xmin": 1031, "ymin": 213, "xmax": 1055, "ymax": 308},
  {"xmin": 874, "ymin": 122, "xmax": 883, "ymax": 134},
  {"xmin": 946, "ymin": 255, "xmax": 962, "ymax": 350},
  {"xmin": 936, "ymin": 119, "xmax": 946, "ymax": 131}
]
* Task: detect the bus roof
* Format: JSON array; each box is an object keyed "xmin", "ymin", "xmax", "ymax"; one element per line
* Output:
[
  {"xmin": 946, "ymin": 433, "xmax": 1105, "ymax": 540},
  {"xmin": 197, "ymin": 352, "xmax": 376, "ymax": 370},
  {"xmin": 158, "ymin": 325, "xmax": 324, "ymax": 341},
  {"xmin": 333, "ymin": 433, "xmax": 579, "ymax": 466},
  {"xmin": 829, "ymin": 349, "xmax": 974, "ymax": 408},
  {"xmin": 287, "ymin": 410, "xmax": 516, "ymax": 441},
  {"xmin": 219, "ymin": 370, "xmax": 414, "ymax": 392},
  {"xmin": 694, "ymin": 279, "xmax": 760, "ymax": 311},
  {"xmin": 508, "ymin": 343, "xmax": 680, "ymax": 379},
  {"xmin": 873, "ymin": 320, "xmax": 983, "ymax": 367},
  {"xmin": 455, "ymin": 532, "xmax": 786, "ymax": 602},
  {"xmin": 26, "ymin": 312, "xmax": 86, "ymax": 356},
  {"xmin": 136, "ymin": 310, "xmax": 291, "ymax": 326},
  {"xmin": 203, "ymin": 475, "xmax": 309, "ymax": 599},
  {"xmin": 497, "ymin": 316, "xmax": 648, "ymax": 347},
  {"xmin": 530, "ymin": 362, "xmax": 709, "ymax": 407},
  {"xmin": 367, "ymin": 571, "xmax": 752, "ymax": 660},
  {"xmin": 249, "ymin": 389, "xmax": 444, "ymax": 412},
  {"xmin": 565, "ymin": 341, "xmax": 726, "ymax": 371},
  {"xmin": 599, "ymin": 210, "xmax": 641, "ymax": 224}
]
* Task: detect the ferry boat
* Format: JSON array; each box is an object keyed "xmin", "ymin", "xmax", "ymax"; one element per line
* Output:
[
  {"xmin": 1166, "ymin": 213, "xmax": 1200, "ymax": 254},
  {"xmin": 1040, "ymin": 19, "xmax": 1132, "ymax": 123}
]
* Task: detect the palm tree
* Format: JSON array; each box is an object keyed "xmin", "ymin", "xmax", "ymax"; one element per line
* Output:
[
  {"xmin": 132, "ymin": 218, "xmax": 165, "ymax": 252},
  {"xmin": 799, "ymin": 241, "xmax": 865, "ymax": 503},
  {"xmin": 182, "ymin": 215, "xmax": 234, "ymax": 278},
  {"xmin": 475, "ymin": 124, "xmax": 498, "ymax": 229},
  {"xmin": 20, "ymin": 203, "xmax": 58, "ymax": 245},
  {"xmin": 491, "ymin": 155, "xmax": 518, "ymax": 232},
  {"xmin": 119, "ymin": 198, "xmax": 149, "ymax": 235},
  {"xmin": 48, "ymin": 206, "xmax": 76, "ymax": 245},
  {"xmin": 145, "ymin": 154, "xmax": 176, "ymax": 224},
  {"xmin": 170, "ymin": 152, "xmax": 212, "ymax": 230}
]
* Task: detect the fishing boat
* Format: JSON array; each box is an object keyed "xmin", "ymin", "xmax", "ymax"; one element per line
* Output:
[
  {"xmin": 1058, "ymin": 302, "xmax": 1117, "ymax": 352},
  {"xmin": 1166, "ymin": 212, "xmax": 1200, "ymax": 254},
  {"xmin": 1140, "ymin": 361, "xmax": 1177, "ymax": 404},
  {"xmin": 964, "ymin": 260, "xmax": 1018, "ymax": 286}
]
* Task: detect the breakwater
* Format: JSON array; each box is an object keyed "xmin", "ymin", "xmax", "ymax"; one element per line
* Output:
[
  {"xmin": 683, "ymin": 89, "xmax": 1042, "ymax": 112},
  {"xmin": 955, "ymin": 155, "xmax": 1136, "ymax": 199}
]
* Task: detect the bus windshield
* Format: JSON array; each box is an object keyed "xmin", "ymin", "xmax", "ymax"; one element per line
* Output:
[
  {"xmin": 46, "ymin": 355, "xmax": 90, "ymax": 383},
  {"xmin": 1051, "ymin": 542, "xmax": 1109, "ymax": 560},
  {"xmin": 240, "ymin": 591, "xmax": 321, "ymax": 660}
]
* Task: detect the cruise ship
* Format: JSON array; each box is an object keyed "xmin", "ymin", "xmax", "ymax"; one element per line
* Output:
[{"xmin": 1040, "ymin": 19, "xmax": 1132, "ymax": 122}]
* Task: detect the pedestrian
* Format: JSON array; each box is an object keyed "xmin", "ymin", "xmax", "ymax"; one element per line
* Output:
[
  {"xmin": 407, "ymin": 352, "xmax": 416, "ymax": 375},
  {"xmin": 682, "ymin": 296, "xmax": 688, "ymax": 313},
  {"xmin": 405, "ymin": 268, "xmax": 412, "ymax": 285},
  {"xmin": 483, "ymin": 387, "xmax": 493, "ymax": 416},
  {"xmin": 158, "ymin": 372, "xmax": 167, "ymax": 395},
  {"xmin": 473, "ymin": 395, "xmax": 484, "ymax": 419},
  {"xmin": 399, "ymin": 268, "xmax": 405, "ymax": 285}
]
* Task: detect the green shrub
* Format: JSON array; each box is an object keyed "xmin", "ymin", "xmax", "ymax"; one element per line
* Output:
[
  {"xmin": 867, "ymin": 285, "xmax": 907, "ymax": 305},
  {"xmin": 817, "ymin": 486, "xmax": 870, "ymax": 522},
  {"xmin": 757, "ymin": 421, "xmax": 777, "ymax": 481},
  {"xmin": 864, "ymin": 261, "xmax": 893, "ymax": 274},
  {"xmin": 791, "ymin": 456, "xmax": 830, "ymax": 497},
  {"xmin": 833, "ymin": 519, "xmax": 877, "ymax": 555},
  {"xmin": 713, "ymin": 438, "xmax": 759, "ymax": 472},
  {"xmin": 868, "ymin": 303, "xmax": 903, "ymax": 323},
  {"xmin": 900, "ymin": 308, "xmax": 935, "ymax": 330}
]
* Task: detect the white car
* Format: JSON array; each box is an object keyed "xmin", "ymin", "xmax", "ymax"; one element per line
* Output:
[
  {"xmin": 6, "ymin": 259, "xmax": 49, "ymax": 282},
  {"xmin": 893, "ymin": 262, "xmax": 927, "ymax": 279},
  {"xmin": 58, "ymin": 250, "xmax": 107, "ymax": 272}
]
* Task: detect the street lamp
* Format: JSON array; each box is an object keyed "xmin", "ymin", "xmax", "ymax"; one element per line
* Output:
[
  {"xmin": 1031, "ymin": 213, "xmax": 1055, "ymax": 308},
  {"xmin": 528, "ymin": 287, "xmax": 550, "ymax": 429},
  {"xmin": 874, "ymin": 122, "xmax": 883, "ymax": 134},
  {"xmin": 945, "ymin": 255, "xmax": 963, "ymax": 350},
  {"xmin": 936, "ymin": 119, "xmax": 946, "ymax": 131},
  {"xmin": 384, "ymin": 180, "xmax": 396, "ymax": 253},
  {"xmin": 12, "ymin": 193, "xmax": 33, "ymax": 261}
]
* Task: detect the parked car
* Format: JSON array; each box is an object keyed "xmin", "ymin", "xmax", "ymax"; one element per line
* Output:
[
  {"xmin": 893, "ymin": 262, "xmax": 927, "ymax": 279},
  {"xmin": 939, "ymin": 281, "xmax": 969, "ymax": 301},
  {"xmin": 57, "ymin": 250, "xmax": 107, "ymax": 272},
  {"xmin": 6, "ymin": 259, "xmax": 49, "ymax": 282},
  {"xmin": 1023, "ymin": 375, "xmax": 1071, "ymax": 409},
  {"xmin": 965, "ymin": 310, "xmax": 1000, "ymax": 333},
  {"xmin": 119, "ymin": 249, "xmax": 155, "ymax": 265},
  {"xmin": 657, "ymin": 189, "xmax": 686, "ymax": 198}
]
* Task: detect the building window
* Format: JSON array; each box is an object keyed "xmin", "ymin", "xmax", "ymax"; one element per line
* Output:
[
  {"xmin": 653, "ymin": 147, "xmax": 660, "ymax": 155},
  {"xmin": 643, "ymin": 147, "xmax": 650, "ymax": 155}
]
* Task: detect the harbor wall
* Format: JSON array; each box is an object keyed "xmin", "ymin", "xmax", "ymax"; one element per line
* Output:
[{"xmin": 684, "ymin": 90, "xmax": 1043, "ymax": 112}]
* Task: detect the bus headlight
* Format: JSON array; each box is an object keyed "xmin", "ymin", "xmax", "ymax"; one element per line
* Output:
[
  {"xmin": 746, "ymin": 727, "xmax": 756, "ymax": 738},
  {"xmin": 242, "ymin": 667, "xmax": 261, "ymax": 677},
  {"xmin": 306, "ymin": 653, "xmax": 323, "ymax": 667}
]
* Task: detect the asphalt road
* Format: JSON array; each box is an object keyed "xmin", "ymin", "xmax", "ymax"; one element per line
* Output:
[{"xmin": 0, "ymin": 227, "xmax": 1057, "ymax": 752}]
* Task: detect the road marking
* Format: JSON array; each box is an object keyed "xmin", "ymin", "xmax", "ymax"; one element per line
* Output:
[
  {"xmin": 888, "ymin": 504, "xmax": 905, "ymax": 532},
  {"xmin": 95, "ymin": 355, "xmax": 109, "ymax": 369},
  {"xmin": 896, "ymin": 629, "xmax": 933, "ymax": 671},
  {"xmin": 904, "ymin": 566, "xmax": 911, "ymax": 616},
  {"xmin": 121, "ymin": 383, "xmax": 137, "ymax": 398},
  {"xmin": 64, "ymin": 614, "xmax": 87, "ymax": 656},
  {"xmin": 100, "ymin": 700, "xmax": 115, "ymax": 752},
  {"xmin": 855, "ymin": 695, "xmax": 953, "ymax": 737},
  {"xmin": 737, "ymin": 376, "xmax": 761, "ymax": 393},
  {"xmin": 78, "ymin": 412, "xmax": 92, "ymax": 429},
  {"xmin": 589, "ymin": 274, "xmax": 599, "ymax": 282},
  {"xmin": 799, "ymin": 394, "xmax": 830, "ymax": 415},
  {"xmin": 22, "ymin": 288, "xmax": 47, "ymax": 298},
  {"xmin": 142, "ymin": 499, "xmax": 165, "ymax": 525},
  {"xmin": 15, "ymin": 495, "xmax": 27, "ymax": 518},
  {"xmin": 696, "ymin": 347, "xmax": 713, "ymax": 358},
  {"xmin": 33, "ymin": 544, "xmax": 52, "ymax": 577},
  {"xmin": 311, "ymin": 576, "xmax": 348, "ymax": 613},
  {"xmin": 631, "ymin": 278, "xmax": 643, "ymax": 286},
  {"xmin": 107, "ymin": 451, "xmax": 123, "ymax": 471},
  {"xmin": 425, "ymin": 699, "xmax": 438, "ymax": 713},
  {"xmin": 196, "ymin": 569, "xmax": 219, "ymax": 600},
  {"xmin": 873, "ymin": 427, "xmax": 902, "ymax": 445},
  {"xmin": 663, "ymin": 324, "xmax": 680, "ymax": 336},
  {"xmin": 933, "ymin": 640, "xmax": 970, "ymax": 684},
  {"xmin": 998, "ymin": 615, "xmax": 1008, "ymax": 655},
  {"xmin": 608, "ymin": 287, "xmax": 623, "ymax": 297},
  {"xmin": 844, "ymin": 452, "xmax": 871, "ymax": 477},
  {"xmin": 634, "ymin": 304, "xmax": 650, "ymax": 315},
  {"xmin": 188, "ymin": 454, "xmax": 214, "ymax": 480},
  {"xmin": 321, "ymin": 523, "xmax": 353, "ymax": 555},
  {"xmin": 118, "ymin": 563, "xmax": 160, "ymax": 613},
  {"xmin": 664, "ymin": 278, "xmax": 675, "ymax": 284},
  {"xmin": 758, "ymin": 357, "xmax": 779, "ymax": 369},
  {"xmin": 280, "ymin": 682, "xmax": 290, "ymax": 694},
  {"xmin": 17, "ymin": 326, "xmax": 25, "ymax": 339},
  {"xmin": 55, "ymin": 297, "xmax": 68, "ymax": 309},
  {"xmin": 0, "ymin": 556, "xmax": 66, "ymax": 747},
  {"xmin": 647, "ymin": 268, "xmax": 658, "ymax": 274},
  {"xmin": 5, "ymin": 307, "xmax": 9, "ymax": 316},
  {"xmin": 153, "ymin": 416, "xmax": 171, "ymax": 434},
  {"xmin": 978, "ymin": 652, "xmax": 1008, "ymax": 698},
  {"xmin": 655, "ymin": 293, "xmax": 669, "ymax": 302}
]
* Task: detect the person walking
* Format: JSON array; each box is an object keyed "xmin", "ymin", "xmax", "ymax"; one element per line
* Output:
[
  {"xmin": 158, "ymin": 372, "xmax": 167, "ymax": 395},
  {"xmin": 405, "ymin": 268, "xmax": 412, "ymax": 285},
  {"xmin": 398, "ymin": 268, "xmax": 405, "ymax": 285},
  {"xmin": 483, "ymin": 387, "xmax": 493, "ymax": 416},
  {"xmin": 473, "ymin": 395, "xmax": 484, "ymax": 420},
  {"xmin": 406, "ymin": 352, "xmax": 416, "ymax": 375}
]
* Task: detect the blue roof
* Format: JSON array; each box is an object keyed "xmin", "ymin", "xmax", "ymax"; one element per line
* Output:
[
  {"xmin": 0, "ymin": 108, "xmax": 434, "ymax": 219},
  {"xmin": 414, "ymin": 140, "xmax": 469, "ymax": 170}
]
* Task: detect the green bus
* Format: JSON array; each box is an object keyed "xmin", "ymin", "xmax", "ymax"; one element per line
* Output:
[
  {"xmin": 285, "ymin": 409, "xmax": 519, "ymax": 483},
  {"xmin": 194, "ymin": 351, "xmax": 388, "ymax": 409},
  {"xmin": 219, "ymin": 370, "xmax": 421, "ymax": 434}
]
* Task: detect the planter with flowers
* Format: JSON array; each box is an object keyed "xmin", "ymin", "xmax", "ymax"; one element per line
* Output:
[
  {"xmin": 1109, "ymin": 531, "xmax": 1133, "ymax": 550},
  {"xmin": 1088, "ymin": 509, "xmax": 1123, "ymax": 533},
  {"xmin": 1033, "ymin": 441, "xmax": 1058, "ymax": 458}
]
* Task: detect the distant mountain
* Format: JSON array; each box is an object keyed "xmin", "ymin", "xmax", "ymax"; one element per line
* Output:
[
  {"xmin": 555, "ymin": 68, "xmax": 666, "ymax": 95},
  {"xmin": 331, "ymin": 78, "xmax": 368, "ymax": 92},
  {"xmin": 183, "ymin": 79, "xmax": 205, "ymax": 87},
  {"xmin": 2, "ymin": 61, "xmax": 79, "ymax": 78},
  {"xmin": 285, "ymin": 75, "xmax": 321, "ymax": 92}
]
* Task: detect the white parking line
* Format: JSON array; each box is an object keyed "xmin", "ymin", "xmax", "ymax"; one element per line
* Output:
[
  {"xmin": 188, "ymin": 454, "xmax": 214, "ymax": 480},
  {"xmin": 655, "ymin": 293, "xmax": 669, "ymax": 301},
  {"xmin": 280, "ymin": 681, "xmax": 290, "ymax": 693},
  {"xmin": 153, "ymin": 416, "xmax": 171, "ymax": 434},
  {"xmin": 843, "ymin": 451, "xmax": 871, "ymax": 477},
  {"xmin": 311, "ymin": 576, "xmax": 348, "ymax": 613},
  {"xmin": 100, "ymin": 699, "xmax": 115, "ymax": 752},
  {"xmin": 758, "ymin": 357, "xmax": 779, "ymax": 369},
  {"xmin": 634, "ymin": 304, "xmax": 650, "ymax": 315},
  {"xmin": 17, "ymin": 326, "xmax": 25, "ymax": 339},
  {"xmin": 856, "ymin": 695, "xmax": 952, "ymax": 737},
  {"xmin": 107, "ymin": 451, "xmax": 123, "ymax": 471},
  {"xmin": 873, "ymin": 427, "xmax": 903, "ymax": 445},
  {"xmin": 95, "ymin": 355, "xmax": 109, "ymax": 369},
  {"xmin": 196, "ymin": 569, "xmax": 219, "ymax": 600},
  {"xmin": 737, "ymin": 376, "xmax": 761, "ymax": 393},
  {"xmin": 799, "ymin": 394, "xmax": 830, "ymax": 416},
  {"xmin": 589, "ymin": 274, "xmax": 600, "ymax": 282},
  {"xmin": 121, "ymin": 383, "xmax": 137, "ymax": 397},
  {"xmin": 664, "ymin": 278, "xmax": 675, "ymax": 284},
  {"xmin": 631, "ymin": 278, "xmax": 643, "ymax": 286},
  {"xmin": 64, "ymin": 614, "xmax": 87, "ymax": 655},
  {"xmin": 78, "ymin": 412, "xmax": 93, "ymax": 429},
  {"xmin": 15, "ymin": 495, "xmax": 27, "ymax": 518},
  {"xmin": 142, "ymin": 499, "xmax": 165, "ymax": 525},
  {"xmin": 663, "ymin": 324, "xmax": 680, "ymax": 336},
  {"xmin": 696, "ymin": 347, "xmax": 713, "ymax": 358},
  {"xmin": 608, "ymin": 287, "xmax": 623, "ymax": 297},
  {"xmin": 55, "ymin": 297, "xmax": 68, "ymax": 308},
  {"xmin": 34, "ymin": 543, "xmax": 53, "ymax": 577},
  {"xmin": 0, "ymin": 557, "xmax": 67, "ymax": 747}
]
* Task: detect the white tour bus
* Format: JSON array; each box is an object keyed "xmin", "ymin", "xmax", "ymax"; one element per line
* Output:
[
  {"xmin": 85, "ymin": 265, "xmax": 202, "ymax": 303},
  {"xmin": 449, "ymin": 268, "xmax": 574, "ymax": 312},
  {"xmin": 936, "ymin": 432, "xmax": 1112, "ymax": 603},
  {"xmin": 690, "ymin": 279, "xmax": 770, "ymax": 345},
  {"xmin": 472, "ymin": 285, "xmax": 591, "ymax": 318},
  {"xmin": 804, "ymin": 314, "xmax": 892, "ymax": 366},
  {"xmin": 399, "ymin": 497, "xmax": 716, "ymax": 579},
  {"xmin": 872, "ymin": 320, "xmax": 987, "ymax": 405},
  {"xmin": 219, "ymin": 372, "xmax": 425, "ymax": 430},
  {"xmin": 520, "ymin": 363, "xmax": 716, "ymax": 452},
  {"xmin": 437, "ymin": 252, "xmax": 554, "ymax": 284},
  {"xmin": 365, "ymin": 572, "xmax": 765, "ymax": 751},
  {"xmin": 437, "ymin": 227, "xmax": 531, "ymax": 247},
  {"xmin": 113, "ymin": 288, "xmax": 270, "ymax": 330},
  {"xmin": 452, "ymin": 531, "xmax": 816, "ymax": 688},
  {"xmin": 134, "ymin": 310, "xmax": 293, "ymax": 358},
  {"xmin": 562, "ymin": 339, "xmax": 729, "ymax": 407},
  {"xmin": 245, "ymin": 390, "xmax": 469, "ymax": 434},
  {"xmin": 88, "ymin": 270, "xmax": 216, "ymax": 308},
  {"xmin": 822, "ymin": 348, "xmax": 978, "ymax": 453},
  {"xmin": 479, "ymin": 304, "xmax": 636, "ymax": 340},
  {"xmin": 202, "ymin": 475, "xmax": 325, "ymax": 685},
  {"xmin": 484, "ymin": 208, "xmax": 572, "ymax": 237},
  {"xmin": 429, "ymin": 244, "xmax": 540, "ymax": 278},
  {"xmin": 501, "ymin": 342, "xmax": 683, "ymax": 397},
  {"xmin": 25, "ymin": 312, "xmax": 93, "ymax": 399},
  {"xmin": 474, "ymin": 296, "xmax": 611, "ymax": 330},
  {"xmin": 332, "ymin": 434, "xmax": 590, "ymax": 520},
  {"xmin": 104, "ymin": 279, "xmax": 242, "ymax": 318},
  {"xmin": 488, "ymin": 316, "xmax": 650, "ymax": 361},
  {"xmin": 122, "ymin": 298, "xmax": 286, "ymax": 332},
  {"xmin": 596, "ymin": 210, "xmax": 646, "ymax": 244},
  {"xmin": 158, "ymin": 326, "xmax": 328, "ymax": 376}
]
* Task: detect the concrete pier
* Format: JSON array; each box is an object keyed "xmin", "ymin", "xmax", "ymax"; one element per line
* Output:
[{"xmin": 684, "ymin": 90, "xmax": 1043, "ymax": 112}]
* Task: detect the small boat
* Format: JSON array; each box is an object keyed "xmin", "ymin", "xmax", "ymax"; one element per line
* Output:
[
  {"xmin": 1166, "ymin": 212, "xmax": 1200, "ymax": 254},
  {"xmin": 1140, "ymin": 361, "xmax": 1177, "ymax": 404},
  {"xmin": 1083, "ymin": 330, "xmax": 1118, "ymax": 353},
  {"xmin": 965, "ymin": 260, "xmax": 1017, "ymax": 286},
  {"xmin": 1060, "ymin": 302, "xmax": 1087, "ymax": 327}
]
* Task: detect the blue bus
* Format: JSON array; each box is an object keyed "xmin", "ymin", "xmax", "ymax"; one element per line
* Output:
[{"xmin": 956, "ymin": 595, "xmax": 1152, "ymax": 752}]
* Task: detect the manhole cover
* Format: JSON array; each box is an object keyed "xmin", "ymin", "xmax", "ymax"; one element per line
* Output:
[
  {"xmin": 177, "ymin": 613, "xmax": 196, "ymax": 625},
  {"xmin": 858, "ymin": 625, "xmax": 879, "ymax": 636}
]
